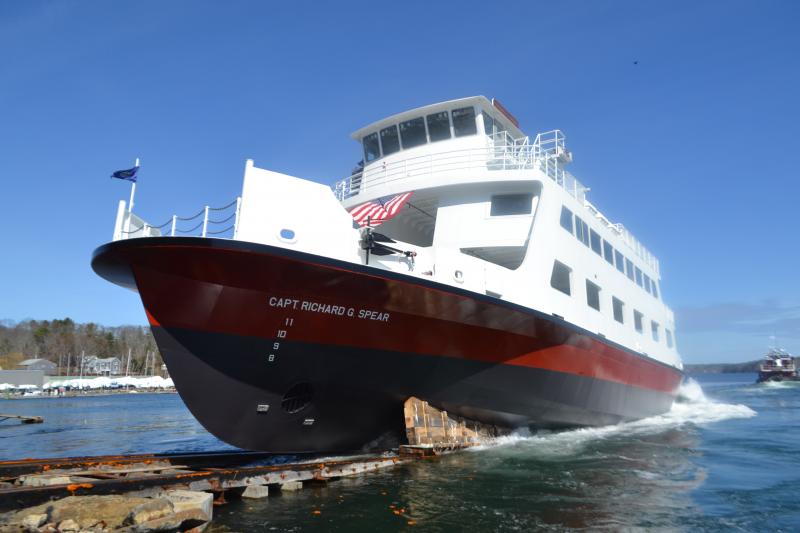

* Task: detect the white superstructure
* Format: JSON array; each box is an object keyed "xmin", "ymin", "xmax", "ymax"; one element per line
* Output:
[
  {"xmin": 113, "ymin": 96, "xmax": 681, "ymax": 370},
  {"xmin": 331, "ymin": 96, "xmax": 680, "ymax": 370}
]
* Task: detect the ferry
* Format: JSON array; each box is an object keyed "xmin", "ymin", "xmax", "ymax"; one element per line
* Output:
[
  {"xmin": 757, "ymin": 349, "xmax": 798, "ymax": 383},
  {"xmin": 92, "ymin": 96, "xmax": 684, "ymax": 452}
]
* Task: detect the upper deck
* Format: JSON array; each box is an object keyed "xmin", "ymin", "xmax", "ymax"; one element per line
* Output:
[{"xmin": 334, "ymin": 96, "xmax": 660, "ymax": 274}]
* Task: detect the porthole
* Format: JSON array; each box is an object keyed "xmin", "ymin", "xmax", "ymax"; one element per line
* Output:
[
  {"xmin": 454, "ymin": 270, "xmax": 464, "ymax": 283},
  {"xmin": 278, "ymin": 228, "xmax": 297, "ymax": 243}
]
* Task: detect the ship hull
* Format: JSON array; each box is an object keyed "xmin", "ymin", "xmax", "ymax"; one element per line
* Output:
[{"xmin": 92, "ymin": 237, "xmax": 683, "ymax": 453}]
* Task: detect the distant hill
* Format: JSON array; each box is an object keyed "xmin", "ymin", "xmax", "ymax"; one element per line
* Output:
[{"xmin": 685, "ymin": 357, "xmax": 799, "ymax": 374}]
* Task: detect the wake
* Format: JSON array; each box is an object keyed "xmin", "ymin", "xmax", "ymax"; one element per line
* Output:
[{"xmin": 470, "ymin": 378, "xmax": 755, "ymax": 456}]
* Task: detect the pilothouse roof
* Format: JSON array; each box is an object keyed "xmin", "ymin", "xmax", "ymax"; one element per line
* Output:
[{"xmin": 350, "ymin": 96, "xmax": 525, "ymax": 140}]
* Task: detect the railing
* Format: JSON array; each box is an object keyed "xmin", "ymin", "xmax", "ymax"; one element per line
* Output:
[
  {"xmin": 113, "ymin": 197, "xmax": 241, "ymax": 242},
  {"xmin": 333, "ymin": 130, "xmax": 585, "ymax": 201},
  {"xmin": 332, "ymin": 130, "xmax": 660, "ymax": 274}
]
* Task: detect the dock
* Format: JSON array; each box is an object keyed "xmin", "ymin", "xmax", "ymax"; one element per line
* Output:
[
  {"xmin": 0, "ymin": 450, "xmax": 410, "ymax": 531},
  {"xmin": 0, "ymin": 413, "xmax": 43, "ymax": 424}
]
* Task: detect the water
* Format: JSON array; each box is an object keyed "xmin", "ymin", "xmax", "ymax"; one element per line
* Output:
[{"xmin": 2, "ymin": 374, "xmax": 799, "ymax": 531}]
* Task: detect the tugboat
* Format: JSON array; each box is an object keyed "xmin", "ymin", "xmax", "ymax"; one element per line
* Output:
[{"xmin": 756, "ymin": 349, "xmax": 798, "ymax": 383}]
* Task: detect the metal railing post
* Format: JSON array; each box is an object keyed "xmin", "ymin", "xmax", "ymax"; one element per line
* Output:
[
  {"xmin": 170, "ymin": 215, "xmax": 177, "ymax": 237},
  {"xmin": 201, "ymin": 206, "xmax": 209, "ymax": 237}
]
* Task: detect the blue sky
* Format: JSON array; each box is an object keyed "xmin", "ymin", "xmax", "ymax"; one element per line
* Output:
[{"xmin": 0, "ymin": 1, "xmax": 798, "ymax": 363}]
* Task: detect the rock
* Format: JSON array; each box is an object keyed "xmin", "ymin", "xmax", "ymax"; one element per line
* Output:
[
  {"xmin": 125, "ymin": 499, "xmax": 173, "ymax": 525},
  {"xmin": 21, "ymin": 513, "xmax": 47, "ymax": 530},
  {"xmin": 5, "ymin": 496, "xmax": 152, "ymax": 531},
  {"xmin": 58, "ymin": 518, "xmax": 79, "ymax": 532},
  {"xmin": 165, "ymin": 491, "xmax": 212, "ymax": 522}
]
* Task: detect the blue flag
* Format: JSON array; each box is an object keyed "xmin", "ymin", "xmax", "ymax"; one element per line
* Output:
[{"xmin": 111, "ymin": 166, "xmax": 138, "ymax": 182}]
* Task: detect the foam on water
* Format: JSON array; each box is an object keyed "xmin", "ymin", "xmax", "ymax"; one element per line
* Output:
[
  {"xmin": 759, "ymin": 379, "xmax": 800, "ymax": 390},
  {"xmin": 471, "ymin": 378, "xmax": 756, "ymax": 457}
]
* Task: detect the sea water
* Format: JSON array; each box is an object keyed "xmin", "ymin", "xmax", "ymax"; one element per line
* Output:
[{"xmin": 2, "ymin": 374, "xmax": 798, "ymax": 531}]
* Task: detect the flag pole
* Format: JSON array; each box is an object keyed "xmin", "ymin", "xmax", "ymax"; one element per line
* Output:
[{"xmin": 129, "ymin": 157, "xmax": 140, "ymax": 213}]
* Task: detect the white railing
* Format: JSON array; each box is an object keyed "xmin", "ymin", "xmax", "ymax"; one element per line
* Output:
[
  {"xmin": 113, "ymin": 197, "xmax": 242, "ymax": 242},
  {"xmin": 333, "ymin": 130, "xmax": 660, "ymax": 274}
]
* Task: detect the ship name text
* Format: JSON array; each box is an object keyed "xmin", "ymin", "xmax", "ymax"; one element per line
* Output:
[{"xmin": 268, "ymin": 296, "xmax": 390, "ymax": 322}]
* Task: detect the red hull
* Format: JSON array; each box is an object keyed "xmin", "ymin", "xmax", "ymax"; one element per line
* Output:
[{"xmin": 93, "ymin": 237, "xmax": 682, "ymax": 452}]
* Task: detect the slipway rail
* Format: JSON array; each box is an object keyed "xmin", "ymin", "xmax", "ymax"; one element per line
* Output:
[{"xmin": 0, "ymin": 450, "xmax": 405, "ymax": 513}]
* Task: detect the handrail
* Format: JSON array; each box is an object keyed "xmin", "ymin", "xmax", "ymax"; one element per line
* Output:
[{"xmin": 114, "ymin": 197, "xmax": 242, "ymax": 242}]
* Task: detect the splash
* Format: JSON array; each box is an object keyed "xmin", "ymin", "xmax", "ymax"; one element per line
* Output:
[{"xmin": 470, "ymin": 378, "xmax": 755, "ymax": 457}]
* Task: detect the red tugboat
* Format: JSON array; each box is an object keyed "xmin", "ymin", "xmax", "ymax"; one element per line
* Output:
[{"xmin": 93, "ymin": 97, "xmax": 684, "ymax": 453}]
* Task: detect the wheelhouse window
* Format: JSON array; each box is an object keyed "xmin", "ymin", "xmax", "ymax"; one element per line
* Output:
[
  {"xmin": 399, "ymin": 117, "xmax": 427, "ymax": 149},
  {"xmin": 590, "ymin": 230, "xmax": 602, "ymax": 256},
  {"xmin": 427, "ymin": 111, "xmax": 451, "ymax": 142},
  {"xmin": 652, "ymin": 280, "xmax": 659, "ymax": 299},
  {"xmin": 575, "ymin": 216, "xmax": 589, "ymax": 246},
  {"xmin": 452, "ymin": 106, "xmax": 477, "ymax": 137},
  {"xmin": 380, "ymin": 125, "xmax": 400, "ymax": 155},
  {"xmin": 666, "ymin": 329, "xmax": 674, "ymax": 348},
  {"xmin": 363, "ymin": 132, "xmax": 380, "ymax": 163},
  {"xmin": 490, "ymin": 194, "xmax": 533, "ymax": 216},
  {"xmin": 643, "ymin": 274, "xmax": 652, "ymax": 295},
  {"xmin": 551, "ymin": 261, "xmax": 572, "ymax": 296},
  {"xmin": 603, "ymin": 240, "xmax": 614, "ymax": 266},
  {"xmin": 586, "ymin": 280, "xmax": 601, "ymax": 311},
  {"xmin": 625, "ymin": 258, "xmax": 635, "ymax": 281},
  {"xmin": 615, "ymin": 250, "xmax": 625, "ymax": 274},
  {"xmin": 612, "ymin": 297, "xmax": 624, "ymax": 323},
  {"xmin": 560, "ymin": 206, "xmax": 574, "ymax": 234},
  {"xmin": 651, "ymin": 321, "xmax": 660, "ymax": 342},
  {"xmin": 634, "ymin": 310, "xmax": 644, "ymax": 333},
  {"xmin": 635, "ymin": 267, "xmax": 643, "ymax": 288},
  {"xmin": 483, "ymin": 112, "xmax": 494, "ymax": 135}
]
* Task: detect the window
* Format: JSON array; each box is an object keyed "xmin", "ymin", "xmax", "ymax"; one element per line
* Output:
[
  {"xmin": 590, "ymin": 230, "xmax": 602, "ymax": 256},
  {"xmin": 575, "ymin": 216, "xmax": 589, "ymax": 246},
  {"xmin": 483, "ymin": 113, "xmax": 494, "ymax": 135},
  {"xmin": 380, "ymin": 125, "xmax": 400, "ymax": 155},
  {"xmin": 363, "ymin": 132, "xmax": 380, "ymax": 162},
  {"xmin": 615, "ymin": 250, "xmax": 625, "ymax": 274},
  {"xmin": 603, "ymin": 241, "xmax": 614, "ymax": 266},
  {"xmin": 625, "ymin": 258, "xmax": 635, "ymax": 281},
  {"xmin": 634, "ymin": 310, "xmax": 644, "ymax": 333},
  {"xmin": 643, "ymin": 274, "xmax": 652, "ymax": 295},
  {"xmin": 651, "ymin": 321, "xmax": 660, "ymax": 342},
  {"xmin": 452, "ymin": 107, "xmax": 477, "ymax": 137},
  {"xmin": 666, "ymin": 329, "xmax": 674, "ymax": 348},
  {"xmin": 635, "ymin": 267, "xmax": 643, "ymax": 288},
  {"xmin": 612, "ymin": 297, "xmax": 624, "ymax": 323},
  {"xmin": 586, "ymin": 280, "xmax": 601, "ymax": 311},
  {"xmin": 427, "ymin": 111, "xmax": 451, "ymax": 142},
  {"xmin": 550, "ymin": 261, "xmax": 572, "ymax": 296},
  {"xmin": 560, "ymin": 206, "xmax": 574, "ymax": 234},
  {"xmin": 490, "ymin": 194, "xmax": 533, "ymax": 216},
  {"xmin": 399, "ymin": 117, "xmax": 427, "ymax": 149},
  {"xmin": 652, "ymin": 281, "xmax": 659, "ymax": 299}
]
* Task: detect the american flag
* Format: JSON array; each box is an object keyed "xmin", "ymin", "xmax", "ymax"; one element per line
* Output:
[{"xmin": 349, "ymin": 191, "xmax": 413, "ymax": 227}]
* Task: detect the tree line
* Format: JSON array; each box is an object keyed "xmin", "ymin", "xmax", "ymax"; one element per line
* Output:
[{"xmin": 0, "ymin": 318, "xmax": 160, "ymax": 375}]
